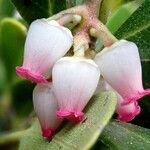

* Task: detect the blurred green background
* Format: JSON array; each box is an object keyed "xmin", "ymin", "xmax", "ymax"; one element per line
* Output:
[
  {"xmin": 0, "ymin": 0, "xmax": 150, "ymax": 150},
  {"xmin": 0, "ymin": 0, "xmax": 35, "ymax": 132}
]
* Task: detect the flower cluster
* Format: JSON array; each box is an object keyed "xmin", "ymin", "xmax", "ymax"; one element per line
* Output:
[{"xmin": 16, "ymin": 19, "xmax": 150, "ymax": 139}]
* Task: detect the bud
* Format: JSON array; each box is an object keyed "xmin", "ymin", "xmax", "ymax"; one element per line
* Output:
[
  {"xmin": 52, "ymin": 57, "xmax": 100, "ymax": 123},
  {"xmin": 16, "ymin": 19, "xmax": 73, "ymax": 83},
  {"xmin": 94, "ymin": 40, "xmax": 150, "ymax": 104},
  {"xmin": 33, "ymin": 83, "xmax": 62, "ymax": 139}
]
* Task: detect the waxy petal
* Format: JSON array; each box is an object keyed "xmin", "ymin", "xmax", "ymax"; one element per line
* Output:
[
  {"xmin": 16, "ymin": 19, "xmax": 73, "ymax": 83},
  {"xmin": 33, "ymin": 83, "xmax": 62, "ymax": 138},
  {"xmin": 95, "ymin": 79, "xmax": 141, "ymax": 122},
  {"xmin": 52, "ymin": 57, "xmax": 100, "ymax": 123},
  {"xmin": 116, "ymin": 96, "xmax": 141, "ymax": 122},
  {"xmin": 94, "ymin": 40, "xmax": 150, "ymax": 104}
]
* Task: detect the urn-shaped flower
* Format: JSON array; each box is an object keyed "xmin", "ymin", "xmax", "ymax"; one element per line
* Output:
[
  {"xmin": 16, "ymin": 19, "xmax": 73, "ymax": 83},
  {"xmin": 52, "ymin": 57, "xmax": 100, "ymax": 122},
  {"xmin": 33, "ymin": 83, "xmax": 62, "ymax": 138}
]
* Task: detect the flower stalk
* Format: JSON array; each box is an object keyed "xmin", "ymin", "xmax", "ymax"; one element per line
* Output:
[
  {"xmin": 47, "ymin": 0, "xmax": 118, "ymax": 47},
  {"xmin": 73, "ymin": 31, "xmax": 89, "ymax": 57},
  {"xmin": 57, "ymin": 14, "xmax": 82, "ymax": 26},
  {"xmin": 85, "ymin": 0, "xmax": 102, "ymax": 16}
]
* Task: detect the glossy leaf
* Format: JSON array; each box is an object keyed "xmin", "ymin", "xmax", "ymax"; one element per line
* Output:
[
  {"xmin": 106, "ymin": 0, "xmax": 144, "ymax": 33},
  {"xmin": 99, "ymin": 0, "xmax": 125, "ymax": 24},
  {"xmin": 115, "ymin": 0, "xmax": 150, "ymax": 60},
  {"xmin": 0, "ymin": 18, "xmax": 26, "ymax": 80},
  {"xmin": 11, "ymin": 0, "xmax": 69, "ymax": 24},
  {"xmin": 11, "ymin": 0, "xmax": 50, "ymax": 24},
  {"xmin": 0, "ymin": 60, "xmax": 7, "ymax": 94},
  {"xmin": 12, "ymin": 79, "xmax": 35, "ymax": 117},
  {"xmin": 0, "ymin": 0, "xmax": 15, "ymax": 20},
  {"xmin": 100, "ymin": 121, "xmax": 150, "ymax": 150},
  {"xmin": 50, "ymin": 0, "xmax": 67, "ymax": 15},
  {"xmin": 19, "ymin": 92, "xmax": 117, "ymax": 150}
]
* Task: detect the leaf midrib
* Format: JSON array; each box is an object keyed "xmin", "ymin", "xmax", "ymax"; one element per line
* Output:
[
  {"xmin": 111, "ymin": 122, "xmax": 150, "ymax": 144},
  {"xmin": 122, "ymin": 22, "xmax": 150, "ymax": 39}
]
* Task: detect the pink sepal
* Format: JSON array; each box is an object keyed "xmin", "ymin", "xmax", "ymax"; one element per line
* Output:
[
  {"xmin": 16, "ymin": 66, "xmax": 48, "ymax": 83},
  {"xmin": 57, "ymin": 111, "xmax": 84, "ymax": 123},
  {"xmin": 117, "ymin": 101, "xmax": 141, "ymax": 122},
  {"xmin": 42, "ymin": 128, "xmax": 54, "ymax": 139},
  {"xmin": 123, "ymin": 89, "xmax": 150, "ymax": 105}
]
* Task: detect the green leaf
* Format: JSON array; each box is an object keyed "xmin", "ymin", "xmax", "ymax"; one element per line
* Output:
[
  {"xmin": 99, "ymin": 0, "xmax": 125, "ymax": 24},
  {"xmin": 100, "ymin": 121, "xmax": 150, "ymax": 150},
  {"xmin": 115, "ymin": 0, "xmax": 150, "ymax": 59},
  {"xmin": 0, "ymin": 0, "xmax": 15, "ymax": 20},
  {"xmin": 11, "ymin": 0, "xmax": 69, "ymax": 24},
  {"xmin": 106, "ymin": 0, "xmax": 144, "ymax": 33},
  {"xmin": 0, "ymin": 130, "xmax": 25, "ymax": 150},
  {"xmin": 12, "ymin": 79, "xmax": 35, "ymax": 117},
  {"xmin": 0, "ymin": 60, "xmax": 7, "ymax": 95},
  {"xmin": 51, "ymin": 0, "xmax": 69, "ymax": 14},
  {"xmin": 0, "ymin": 18, "xmax": 26, "ymax": 81},
  {"xmin": 11, "ymin": 0, "xmax": 51, "ymax": 24},
  {"xmin": 19, "ymin": 92, "xmax": 117, "ymax": 150}
]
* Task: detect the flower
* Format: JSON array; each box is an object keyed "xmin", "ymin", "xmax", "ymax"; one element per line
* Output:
[
  {"xmin": 95, "ymin": 78, "xmax": 141, "ymax": 122},
  {"xmin": 16, "ymin": 19, "xmax": 73, "ymax": 83},
  {"xmin": 52, "ymin": 57, "xmax": 100, "ymax": 123},
  {"xmin": 94, "ymin": 40, "xmax": 150, "ymax": 105},
  {"xmin": 33, "ymin": 83, "xmax": 62, "ymax": 138}
]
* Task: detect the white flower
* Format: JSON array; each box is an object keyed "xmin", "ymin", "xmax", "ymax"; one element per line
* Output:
[
  {"xmin": 16, "ymin": 19, "xmax": 73, "ymax": 83},
  {"xmin": 94, "ymin": 40, "xmax": 150, "ymax": 105},
  {"xmin": 52, "ymin": 57, "xmax": 100, "ymax": 123},
  {"xmin": 33, "ymin": 83, "xmax": 62, "ymax": 138}
]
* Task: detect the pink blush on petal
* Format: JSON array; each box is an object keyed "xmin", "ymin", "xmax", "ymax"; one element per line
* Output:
[
  {"xmin": 141, "ymin": 89, "xmax": 150, "ymax": 97},
  {"xmin": 57, "ymin": 111, "xmax": 84, "ymax": 123},
  {"xmin": 122, "ymin": 89, "xmax": 150, "ymax": 105},
  {"xmin": 16, "ymin": 66, "xmax": 48, "ymax": 83}
]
